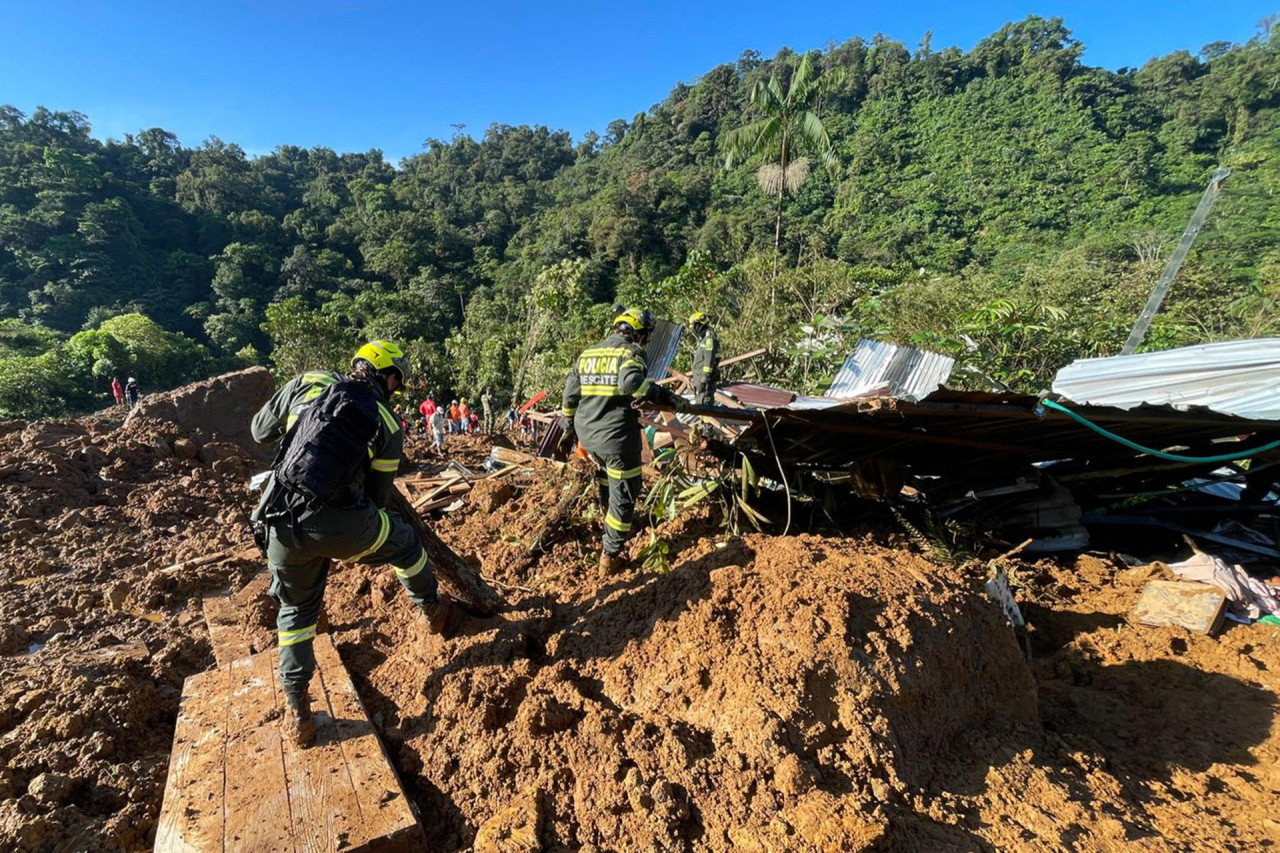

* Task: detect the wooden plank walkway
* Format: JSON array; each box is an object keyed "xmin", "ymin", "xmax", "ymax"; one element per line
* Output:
[
  {"xmin": 156, "ymin": 635, "xmax": 423, "ymax": 852},
  {"xmin": 201, "ymin": 592, "xmax": 254, "ymax": 668}
]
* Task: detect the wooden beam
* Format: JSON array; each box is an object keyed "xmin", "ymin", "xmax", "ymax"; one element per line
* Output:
[
  {"xmin": 202, "ymin": 593, "xmax": 253, "ymax": 669},
  {"xmin": 155, "ymin": 664, "xmax": 228, "ymax": 852},
  {"xmin": 313, "ymin": 640, "xmax": 421, "ymax": 846},
  {"xmin": 156, "ymin": 638, "xmax": 424, "ymax": 853},
  {"xmin": 223, "ymin": 652, "xmax": 293, "ymax": 851},
  {"xmin": 387, "ymin": 487, "xmax": 503, "ymax": 615},
  {"xmin": 719, "ymin": 347, "xmax": 768, "ymax": 368}
]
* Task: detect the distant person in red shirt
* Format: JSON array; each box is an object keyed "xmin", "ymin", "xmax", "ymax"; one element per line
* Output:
[
  {"xmin": 417, "ymin": 396, "xmax": 434, "ymax": 436},
  {"xmin": 111, "ymin": 376, "xmax": 125, "ymax": 409}
]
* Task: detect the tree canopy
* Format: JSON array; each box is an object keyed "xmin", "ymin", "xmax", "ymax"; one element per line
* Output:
[{"xmin": 2, "ymin": 15, "xmax": 1279, "ymax": 417}]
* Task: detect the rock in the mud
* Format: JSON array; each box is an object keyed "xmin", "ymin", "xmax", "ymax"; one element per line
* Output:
[
  {"xmin": 198, "ymin": 442, "xmax": 242, "ymax": 465},
  {"xmin": 172, "ymin": 438, "xmax": 199, "ymax": 460},
  {"xmin": 473, "ymin": 787, "xmax": 544, "ymax": 853},
  {"xmin": 774, "ymin": 754, "xmax": 817, "ymax": 796},
  {"xmin": 786, "ymin": 790, "xmax": 889, "ymax": 851},
  {"xmin": 104, "ymin": 582, "xmax": 129, "ymax": 611},
  {"xmin": 212, "ymin": 456, "xmax": 247, "ymax": 478},
  {"xmin": 27, "ymin": 773, "xmax": 72, "ymax": 805},
  {"xmin": 0, "ymin": 621, "xmax": 27, "ymax": 656}
]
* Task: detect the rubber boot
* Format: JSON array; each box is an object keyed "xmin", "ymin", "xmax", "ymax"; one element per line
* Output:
[
  {"xmin": 421, "ymin": 593, "xmax": 453, "ymax": 636},
  {"xmin": 598, "ymin": 551, "xmax": 627, "ymax": 575},
  {"xmin": 283, "ymin": 689, "xmax": 316, "ymax": 748}
]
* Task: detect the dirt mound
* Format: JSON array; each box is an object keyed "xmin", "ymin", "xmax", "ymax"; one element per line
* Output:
[
  {"xmin": 317, "ymin": 465, "xmax": 1280, "ymax": 851},
  {"xmin": 324, "ymin": 486, "xmax": 1046, "ymax": 850},
  {"xmin": 124, "ymin": 366, "xmax": 275, "ymax": 459},
  {"xmin": 3, "ymin": 419, "xmax": 1279, "ymax": 851},
  {"xmin": 0, "ymin": 415, "xmax": 260, "ymax": 850}
]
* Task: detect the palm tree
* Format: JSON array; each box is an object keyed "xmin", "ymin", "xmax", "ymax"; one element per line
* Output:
[{"xmin": 723, "ymin": 54, "xmax": 842, "ymax": 278}]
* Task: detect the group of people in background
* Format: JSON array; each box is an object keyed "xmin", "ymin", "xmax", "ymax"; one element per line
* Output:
[
  {"xmin": 110, "ymin": 376, "xmax": 140, "ymax": 410},
  {"xmin": 410, "ymin": 388, "xmax": 501, "ymax": 449}
]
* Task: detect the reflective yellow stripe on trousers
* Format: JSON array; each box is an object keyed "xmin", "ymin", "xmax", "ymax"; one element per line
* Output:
[
  {"xmin": 349, "ymin": 510, "xmax": 390, "ymax": 561},
  {"xmin": 394, "ymin": 549, "xmax": 428, "ymax": 579},
  {"xmin": 278, "ymin": 624, "xmax": 317, "ymax": 646},
  {"xmin": 605, "ymin": 513, "xmax": 632, "ymax": 532},
  {"xmin": 606, "ymin": 465, "xmax": 643, "ymax": 479}
]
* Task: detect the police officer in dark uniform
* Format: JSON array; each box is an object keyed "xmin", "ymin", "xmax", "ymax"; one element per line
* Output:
[
  {"xmin": 561, "ymin": 309, "xmax": 689, "ymax": 573},
  {"xmin": 688, "ymin": 311, "xmax": 720, "ymax": 406},
  {"xmin": 250, "ymin": 340, "xmax": 449, "ymax": 746}
]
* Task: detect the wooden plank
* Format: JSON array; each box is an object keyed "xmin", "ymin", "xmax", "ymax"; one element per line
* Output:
[
  {"xmin": 279, "ymin": 640, "xmax": 369, "ymax": 853},
  {"xmin": 312, "ymin": 638, "xmax": 423, "ymax": 850},
  {"xmin": 155, "ymin": 666, "xmax": 228, "ymax": 852},
  {"xmin": 489, "ymin": 446, "xmax": 536, "ymax": 466},
  {"xmin": 203, "ymin": 593, "xmax": 253, "ymax": 668},
  {"xmin": 1131, "ymin": 579, "xmax": 1226, "ymax": 635},
  {"xmin": 719, "ymin": 347, "xmax": 768, "ymax": 368},
  {"xmin": 413, "ymin": 480, "xmax": 470, "ymax": 506},
  {"xmin": 158, "ymin": 639, "xmax": 422, "ymax": 852},
  {"xmin": 224, "ymin": 652, "xmax": 295, "ymax": 852}
]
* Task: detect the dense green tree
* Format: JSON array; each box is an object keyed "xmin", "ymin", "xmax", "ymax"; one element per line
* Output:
[
  {"xmin": 724, "ymin": 52, "xmax": 842, "ymax": 278},
  {"xmin": 1, "ymin": 17, "xmax": 1279, "ymax": 417}
]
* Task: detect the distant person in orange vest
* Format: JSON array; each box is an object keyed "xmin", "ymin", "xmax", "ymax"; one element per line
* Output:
[{"xmin": 111, "ymin": 376, "xmax": 125, "ymax": 409}]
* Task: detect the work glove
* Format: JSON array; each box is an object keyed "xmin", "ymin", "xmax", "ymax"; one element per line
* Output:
[
  {"xmin": 556, "ymin": 422, "xmax": 577, "ymax": 456},
  {"xmin": 671, "ymin": 395, "xmax": 694, "ymax": 414}
]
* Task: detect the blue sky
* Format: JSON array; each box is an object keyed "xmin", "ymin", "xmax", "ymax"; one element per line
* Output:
[{"xmin": 2, "ymin": 1, "xmax": 1274, "ymax": 163}]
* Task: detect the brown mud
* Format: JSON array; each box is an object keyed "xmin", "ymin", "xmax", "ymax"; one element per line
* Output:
[{"xmin": 0, "ymin": 377, "xmax": 1277, "ymax": 850}]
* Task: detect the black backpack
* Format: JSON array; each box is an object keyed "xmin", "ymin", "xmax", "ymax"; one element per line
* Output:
[{"xmin": 272, "ymin": 380, "xmax": 381, "ymax": 505}]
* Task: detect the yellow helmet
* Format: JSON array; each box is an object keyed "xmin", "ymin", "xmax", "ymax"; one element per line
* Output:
[
  {"xmin": 688, "ymin": 311, "xmax": 708, "ymax": 328},
  {"xmin": 353, "ymin": 340, "xmax": 410, "ymax": 383},
  {"xmin": 612, "ymin": 308, "xmax": 655, "ymax": 334}
]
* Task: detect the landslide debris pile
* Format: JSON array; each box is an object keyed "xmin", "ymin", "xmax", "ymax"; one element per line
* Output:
[
  {"xmin": 2, "ymin": 372, "xmax": 1278, "ymax": 851},
  {"xmin": 318, "ymin": 466, "xmax": 1280, "ymax": 851},
  {"xmin": 0, "ymin": 411, "xmax": 261, "ymax": 850}
]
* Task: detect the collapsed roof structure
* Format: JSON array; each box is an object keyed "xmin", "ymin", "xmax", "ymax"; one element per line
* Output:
[{"xmin": 631, "ymin": 338, "xmax": 1280, "ymax": 558}]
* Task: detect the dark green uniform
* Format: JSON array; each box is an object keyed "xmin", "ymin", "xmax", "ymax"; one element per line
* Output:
[
  {"xmin": 250, "ymin": 370, "xmax": 437, "ymax": 694},
  {"xmin": 562, "ymin": 334, "xmax": 678, "ymax": 555},
  {"xmin": 691, "ymin": 326, "xmax": 720, "ymax": 406}
]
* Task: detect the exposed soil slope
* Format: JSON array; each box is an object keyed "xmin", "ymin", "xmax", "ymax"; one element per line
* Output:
[{"xmin": 0, "ymin": 375, "xmax": 1276, "ymax": 851}]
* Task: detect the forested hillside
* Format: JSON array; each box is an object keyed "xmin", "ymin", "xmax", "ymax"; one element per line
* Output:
[{"xmin": 2, "ymin": 16, "xmax": 1278, "ymax": 417}]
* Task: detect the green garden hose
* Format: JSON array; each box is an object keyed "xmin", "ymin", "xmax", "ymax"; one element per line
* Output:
[{"xmin": 1039, "ymin": 398, "xmax": 1280, "ymax": 463}]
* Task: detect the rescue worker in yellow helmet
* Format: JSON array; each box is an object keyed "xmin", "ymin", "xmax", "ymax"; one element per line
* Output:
[
  {"xmin": 561, "ymin": 309, "xmax": 690, "ymax": 573},
  {"xmin": 688, "ymin": 311, "xmax": 721, "ymax": 407},
  {"xmin": 250, "ymin": 341, "xmax": 450, "ymax": 747}
]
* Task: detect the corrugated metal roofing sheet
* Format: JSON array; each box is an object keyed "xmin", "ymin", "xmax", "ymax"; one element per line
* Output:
[
  {"xmin": 737, "ymin": 391, "xmax": 1280, "ymax": 481},
  {"xmin": 720, "ymin": 383, "xmax": 795, "ymax": 408},
  {"xmin": 1052, "ymin": 339, "xmax": 1280, "ymax": 421},
  {"xmin": 644, "ymin": 319, "xmax": 684, "ymax": 380},
  {"xmin": 826, "ymin": 339, "xmax": 955, "ymax": 400}
]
